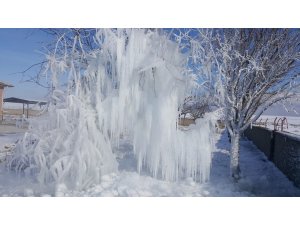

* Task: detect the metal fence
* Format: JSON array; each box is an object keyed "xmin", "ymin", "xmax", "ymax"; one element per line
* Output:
[{"xmin": 244, "ymin": 126, "xmax": 300, "ymax": 188}]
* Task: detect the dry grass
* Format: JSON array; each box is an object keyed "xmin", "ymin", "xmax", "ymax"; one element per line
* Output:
[
  {"xmin": 0, "ymin": 109, "xmax": 44, "ymax": 133},
  {"xmin": 0, "ymin": 124, "xmax": 27, "ymax": 134},
  {"xmin": 2, "ymin": 108, "xmax": 44, "ymax": 117},
  {"xmin": 178, "ymin": 118, "xmax": 196, "ymax": 126}
]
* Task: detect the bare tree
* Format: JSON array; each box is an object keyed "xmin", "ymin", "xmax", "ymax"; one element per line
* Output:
[
  {"xmin": 192, "ymin": 29, "xmax": 300, "ymax": 180},
  {"xmin": 181, "ymin": 95, "xmax": 212, "ymax": 120}
]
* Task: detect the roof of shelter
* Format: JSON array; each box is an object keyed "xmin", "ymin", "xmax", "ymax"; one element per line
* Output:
[
  {"xmin": 0, "ymin": 81, "xmax": 14, "ymax": 88},
  {"xmin": 4, "ymin": 97, "xmax": 47, "ymax": 105}
]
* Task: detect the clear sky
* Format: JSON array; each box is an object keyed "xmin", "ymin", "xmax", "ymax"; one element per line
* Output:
[
  {"xmin": 0, "ymin": 28, "xmax": 51, "ymax": 100},
  {"xmin": 0, "ymin": 28, "xmax": 299, "ymax": 116}
]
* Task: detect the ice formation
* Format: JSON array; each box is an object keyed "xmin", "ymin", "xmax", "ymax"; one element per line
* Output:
[{"xmin": 8, "ymin": 29, "xmax": 215, "ymax": 190}]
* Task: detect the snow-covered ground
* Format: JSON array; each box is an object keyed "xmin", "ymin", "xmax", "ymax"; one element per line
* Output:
[
  {"xmin": 256, "ymin": 115, "xmax": 300, "ymax": 135},
  {"xmin": 1, "ymin": 130, "xmax": 299, "ymax": 197}
]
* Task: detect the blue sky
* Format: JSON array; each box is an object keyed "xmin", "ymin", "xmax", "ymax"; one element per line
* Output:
[
  {"xmin": 0, "ymin": 29, "xmax": 51, "ymax": 100},
  {"xmin": 0, "ymin": 28, "xmax": 299, "ymax": 116}
]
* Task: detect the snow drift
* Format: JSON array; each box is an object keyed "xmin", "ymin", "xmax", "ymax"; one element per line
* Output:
[{"xmin": 8, "ymin": 29, "xmax": 215, "ymax": 190}]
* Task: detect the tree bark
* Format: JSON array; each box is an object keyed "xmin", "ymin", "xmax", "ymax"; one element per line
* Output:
[{"xmin": 230, "ymin": 131, "xmax": 241, "ymax": 181}]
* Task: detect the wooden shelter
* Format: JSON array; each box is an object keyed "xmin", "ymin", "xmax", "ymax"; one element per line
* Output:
[
  {"xmin": 3, "ymin": 97, "xmax": 47, "ymax": 118},
  {"xmin": 0, "ymin": 81, "xmax": 14, "ymax": 120}
]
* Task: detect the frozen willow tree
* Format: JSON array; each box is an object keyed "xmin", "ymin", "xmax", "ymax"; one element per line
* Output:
[
  {"xmin": 9, "ymin": 29, "xmax": 215, "ymax": 190},
  {"xmin": 191, "ymin": 29, "xmax": 300, "ymax": 180}
]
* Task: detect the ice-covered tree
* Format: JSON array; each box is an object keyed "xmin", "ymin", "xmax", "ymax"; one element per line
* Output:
[
  {"xmin": 9, "ymin": 29, "xmax": 215, "ymax": 190},
  {"xmin": 14, "ymin": 29, "xmax": 98, "ymax": 89},
  {"xmin": 191, "ymin": 29, "xmax": 300, "ymax": 180}
]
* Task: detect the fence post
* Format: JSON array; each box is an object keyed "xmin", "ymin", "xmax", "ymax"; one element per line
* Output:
[{"xmin": 269, "ymin": 130, "xmax": 276, "ymax": 162}]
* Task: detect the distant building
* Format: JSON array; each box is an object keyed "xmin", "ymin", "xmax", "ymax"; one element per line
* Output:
[{"xmin": 0, "ymin": 81, "xmax": 14, "ymax": 119}]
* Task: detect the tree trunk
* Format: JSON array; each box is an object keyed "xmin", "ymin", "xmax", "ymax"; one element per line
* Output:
[{"xmin": 230, "ymin": 132, "xmax": 241, "ymax": 181}]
